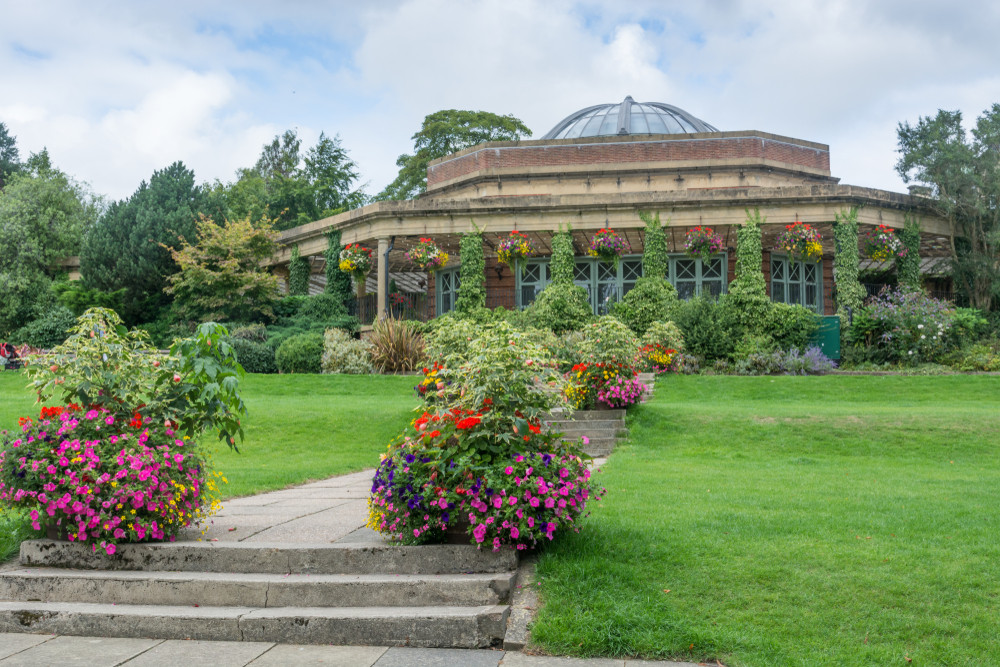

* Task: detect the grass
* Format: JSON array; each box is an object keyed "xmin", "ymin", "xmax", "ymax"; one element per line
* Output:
[
  {"xmin": 531, "ymin": 375, "xmax": 1000, "ymax": 666},
  {"xmin": 0, "ymin": 371, "xmax": 418, "ymax": 560}
]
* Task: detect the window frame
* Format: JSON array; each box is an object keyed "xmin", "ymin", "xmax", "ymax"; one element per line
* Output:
[
  {"xmin": 769, "ymin": 253, "xmax": 823, "ymax": 312},
  {"xmin": 666, "ymin": 253, "xmax": 728, "ymax": 299},
  {"xmin": 436, "ymin": 266, "xmax": 461, "ymax": 315}
]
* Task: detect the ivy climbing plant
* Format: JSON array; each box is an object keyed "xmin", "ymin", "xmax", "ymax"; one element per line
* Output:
[
  {"xmin": 833, "ymin": 207, "xmax": 866, "ymax": 325},
  {"xmin": 897, "ymin": 215, "xmax": 922, "ymax": 290},
  {"xmin": 324, "ymin": 229, "xmax": 354, "ymax": 308},
  {"xmin": 727, "ymin": 208, "xmax": 771, "ymax": 335},
  {"xmin": 288, "ymin": 246, "xmax": 310, "ymax": 295},
  {"xmin": 454, "ymin": 224, "xmax": 485, "ymax": 313},
  {"xmin": 638, "ymin": 211, "xmax": 668, "ymax": 278},
  {"xmin": 550, "ymin": 227, "xmax": 575, "ymax": 285}
]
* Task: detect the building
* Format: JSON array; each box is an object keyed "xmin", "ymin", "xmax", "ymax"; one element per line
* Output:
[{"xmin": 271, "ymin": 97, "xmax": 951, "ymax": 321}]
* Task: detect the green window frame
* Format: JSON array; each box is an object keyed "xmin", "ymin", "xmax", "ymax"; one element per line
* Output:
[
  {"xmin": 436, "ymin": 267, "xmax": 460, "ymax": 315},
  {"xmin": 667, "ymin": 254, "xmax": 727, "ymax": 299},
  {"xmin": 770, "ymin": 255, "xmax": 822, "ymax": 312},
  {"xmin": 516, "ymin": 260, "xmax": 550, "ymax": 309}
]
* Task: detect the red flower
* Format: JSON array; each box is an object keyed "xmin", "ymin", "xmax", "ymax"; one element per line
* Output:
[{"xmin": 455, "ymin": 416, "xmax": 482, "ymax": 430}]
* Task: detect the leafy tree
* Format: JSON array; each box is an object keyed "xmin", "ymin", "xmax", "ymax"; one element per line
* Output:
[
  {"xmin": 378, "ymin": 110, "xmax": 532, "ymax": 200},
  {"xmin": 896, "ymin": 105, "xmax": 1000, "ymax": 310},
  {"xmin": 81, "ymin": 161, "xmax": 208, "ymax": 324},
  {"xmin": 0, "ymin": 121, "xmax": 22, "ymax": 189},
  {"xmin": 164, "ymin": 215, "xmax": 280, "ymax": 323},
  {"xmin": 0, "ymin": 155, "xmax": 99, "ymax": 334},
  {"xmin": 220, "ymin": 131, "xmax": 366, "ymax": 230}
]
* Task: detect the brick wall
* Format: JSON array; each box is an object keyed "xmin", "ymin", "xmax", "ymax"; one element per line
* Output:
[{"xmin": 427, "ymin": 136, "xmax": 831, "ymax": 187}]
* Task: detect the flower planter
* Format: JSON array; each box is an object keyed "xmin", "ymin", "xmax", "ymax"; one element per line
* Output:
[{"xmin": 443, "ymin": 515, "xmax": 473, "ymax": 545}]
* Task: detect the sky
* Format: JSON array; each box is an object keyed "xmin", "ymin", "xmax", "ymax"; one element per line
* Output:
[{"xmin": 2, "ymin": 0, "xmax": 998, "ymax": 203}]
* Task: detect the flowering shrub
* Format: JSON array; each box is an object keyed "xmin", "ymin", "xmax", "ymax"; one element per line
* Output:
[
  {"xmin": 587, "ymin": 228, "xmax": 630, "ymax": 266},
  {"xmin": 848, "ymin": 287, "xmax": 954, "ymax": 364},
  {"xmin": 369, "ymin": 321, "xmax": 604, "ymax": 551},
  {"xmin": 577, "ymin": 316, "xmax": 640, "ymax": 369},
  {"xmin": 733, "ymin": 347, "xmax": 836, "ymax": 376},
  {"xmin": 496, "ymin": 231, "xmax": 535, "ymax": 268},
  {"xmin": 684, "ymin": 226, "xmax": 724, "ymax": 262},
  {"xmin": 639, "ymin": 343, "xmax": 678, "ymax": 374},
  {"xmin": 406, "ymin": 238, "xmax": 448, "ymax": 272},
  {"xmin": 641, "ymin": 321, "xmax": 685, "ymax": 354},
  {"xmin": 338, "ymin": 243, "xmax": 372, "ymax": 277},
  {"xmin": 861, "ymin": 224, "xmax": 907, "ymax": 261},
  {"xmin": 368, "ymin": 411, "xmax": 601, "ymax": 551},
  {"xmin": 0, "ymin": 406, "xmax": 223, "ymax": 555},
  {"xmin": 564, "ymin": 362, "xmax": 635, "ymax": 410},
  {"xmin": 320, "ymin": 328, "xmax": 372, "ymax": 374},
  {"xmin": 597, "ymin": 374, "xmax": 647, "ymax": 408},
  {"xmin": 774, "ymin": 221, "xmax": 823, "ymax": 263},
  {"xmin": 3, "ymin": 308, "xmax": 245, "ymax": 550}
]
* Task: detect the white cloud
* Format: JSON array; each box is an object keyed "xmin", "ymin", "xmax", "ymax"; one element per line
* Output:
[{"xmin": 0, "ymin": 0, "xmax": 997, "ymax": 199}]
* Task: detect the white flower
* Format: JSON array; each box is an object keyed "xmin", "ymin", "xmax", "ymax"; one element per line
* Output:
[
  {"xmin": 908, "ymin": 350, "xmax": 914, "ymax": 355},
  {"xmin": 917, "ymin": 324, "xmax": 924, "ymax": 329},
  {"xmin": 921, "ymin": 335, "xmax": 926, "ymax": 339}
]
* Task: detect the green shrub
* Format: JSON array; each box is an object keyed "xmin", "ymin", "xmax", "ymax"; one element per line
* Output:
[
  {"xmin": 368, "ymin": 316, "xmax": 424, "ymax": 373},
  {"xmin": 297, "ymin": 293, "xmax": 347, "ymax": 321},
  {"xmin": 577, "ymin": 315, "xmax": 640, "ymax": 368},
  {"xmin": 672, "ymin": 296, "xmax": 737, "ymax": 362},
  {"xmin": 950, "ymin": 307, "xmax": 989, "ymax": 347},
  {"xmin": 51, "ymin": 281, "xmax": 126, "ymax": 317},
  {"xmin": 611, "ymin": 277, "xmax": 677, "ymax": 335},
  {"xmin": 231, "ymin": 323, "xmax": 268, "ymax": 343},
  {"xmin": 275, "ymin": 332, "xmax": 325, "ymax": 374},
  {"xmin": 272, "ymin": 295, "xmax": 309, "ymax": 320},
  {"xmin": 525, "ymin": 282, "xmax": 593, "ymax": 334},
  {"xmin": 424, "ymin": 316, "xmax": 483, "ymax": 365},
  {"xmin": 8, "ymin": 307, "xmax": 77, "ymax": 349},
  {"xmin": 320, "ymin": 328, "xmax": 372, "ymax": 374},
  {"xmin": 732, "ymin": 333, "xmax": 778, "ymax": 360},
  {"xmin": 641, "ymin": 320, "xmax": 685, "ymax": 353},
  {"xmin": 639, "ymin": 211, "xmax": 669, "ymax": 279},
  {"xmin": 229, "ymin": 337, "xmax": 278, "ymax": 374},
  {"xmin": 834, "ymin": 208, "xmax": 865, "ymax": 326},
  {"xmin": 954, "ymin": 341, "xmax": 1000, "ymax": 371},
  {"xmin": 847, "ymin": 287, "xmax": 953, "ymax": 365},
  {"xmin": 267, "ymin": 315, "xmax": 359, "ymax": 351},
  {"xmin": 552, "ymin": 330, "xmax": 586, "ymax": 373},
  {"xmin": 727, "ymin": 209, "xmax": 770, "ymax": 336},
  {"xmin": 455, "ymin": 228, "xmax": 485, "ymax": 314},
  {"xmin": 769, "ymin": 302, "xmax": 820, "ymax": 351}
]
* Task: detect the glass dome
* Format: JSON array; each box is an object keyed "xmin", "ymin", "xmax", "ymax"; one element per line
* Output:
[{"xmin": 542, "ymin": 96, "xmax": 718, "ymax": 140}]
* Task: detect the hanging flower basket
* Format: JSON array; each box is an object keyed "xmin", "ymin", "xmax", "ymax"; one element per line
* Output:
[
  {"xmin": 774, "ymin": 222, "xmax": 823, "ymax": 263},
  {"xmin": 862, "ymin": 225, "xmax": 907, "ymax": 261},
  {"xmin": 684, "ymin": 226, "xmax": 724, "ymax": 263},
  {"xmin": 406, "ymin": 237, "xmax": 449, "ymax": 272},
  {"xmin": 588, "ymin": 228, "xmax": 630, "ymax": 266},
  {"xmin": 338, "ymin": 243, "xmax": 372, "ymax": 279},
  {"xmin": 496, "ymin": 230, "xmax": 535, "ymax": 270}
]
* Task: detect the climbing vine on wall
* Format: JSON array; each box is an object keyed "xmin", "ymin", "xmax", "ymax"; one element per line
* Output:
[
  {"xmin": 639, "ymin": 211, "xmax": 668, "ymax": 278},
  {"xmin": 288, "ymin": 246, "xmax": 310, "ymax": 295},
  {"xmin": 833, "ymin": 207, "xmax": 866, "ymax": 325},
  {"xmin": 728, "ymin": 208, "xmax": 770, "ymax": 334},
  {"xmin": 550, "ymin": 227, "xmax": 575, "ymax": 286},
  {"xmin": 324, "ymin": 229, "xmax": 354, "ymax": 307},
  {"xmin": 897, "ymin": 215, "xmax": 922, "ymax": 290},
  {"xmin": 454, "ymin": 224, "xmax": 485, "ymax": 313}
]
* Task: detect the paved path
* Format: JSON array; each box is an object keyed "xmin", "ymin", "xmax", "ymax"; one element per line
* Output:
[{"xmin": 1, "ymin": 463, "xmax": 700, "ymax": 666}]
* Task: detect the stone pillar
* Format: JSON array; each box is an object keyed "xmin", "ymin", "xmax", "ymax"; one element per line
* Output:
[{"xmin": 376, "ymin": 236, "xmax": 389, "ymax": 318}]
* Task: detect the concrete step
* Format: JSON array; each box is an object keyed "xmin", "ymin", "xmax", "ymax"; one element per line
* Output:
[
  {"xmin": 0, "ymin": 568, "xmax": 514, "ymax": 608},
  {"xmin": 548, "ymin": 423, "xmax": 628, "ymax": 436},
  {"xmin": 0, "ymin": 600, "xmax": 509, "ymax": 648},
  {"xmin": 19, "ymin": 540, "xmax": 517, "ymax": 576},
  {"xmin": 545, "ymin": 409, "xmax": 626, "ymax": 421}
]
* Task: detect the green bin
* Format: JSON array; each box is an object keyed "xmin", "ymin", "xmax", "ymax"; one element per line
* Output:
[{"xmin": 811, "ymin": 315, "xmax": 841, "ymax": 360}]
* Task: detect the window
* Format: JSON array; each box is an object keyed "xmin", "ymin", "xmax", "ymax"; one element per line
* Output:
[
  {"xmin": 770, "ymin": 256, "xmax": 822, "ymax": 311},
  {"xmin": 436, "ymin": 267, "xmax": 460, "ymax": 315},
  {"xmin": 517, "ymin": 260, "xmax": 549, "ymax": 308},
  {"xmin": 517, "ymin": 257, "xmax": 642, "ymax": 314},
  {"xmin": 667, "ymin": 255, "xmax": 726, "ymax": 299}
]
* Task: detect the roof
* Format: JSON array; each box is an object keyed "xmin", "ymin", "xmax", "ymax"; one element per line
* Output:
[{"xmin": 541, "ymin": 95, "xmax": 718, "ymax": 140}]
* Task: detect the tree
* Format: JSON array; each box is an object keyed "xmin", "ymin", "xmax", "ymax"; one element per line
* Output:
[
  {"xmin": 80, "ymin": 161, "xmax": 208, "ymax": 324},
  {"xmin": 378, "ymin": 110, "xmax": 532, "ymax": 200},
  {"xmin": 164, "ymin": 215, "xmax": 280, "ymax": 323},
  {"xmin": 219, "ymin": 130, "xmax": 367, "ymax": 231},
  {"xmin": 0, "ymin": 121, "xmax": 22, "ymax": 189},
  {"xmin": 0, "ymin": 155, "xmax": 99, "ymax": 334},
  {"xmin": 896, "ymin": 105, "xmax": 1000, "ymax": 310}
]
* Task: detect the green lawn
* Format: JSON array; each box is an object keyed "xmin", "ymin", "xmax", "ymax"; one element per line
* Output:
[
  {"xmin": 0, "ymin": 371, "xmax": 418, "ymax": 560},
  {"xmin": 532, "ymin": 375, "xmax": 1000, "ymax": 666}
]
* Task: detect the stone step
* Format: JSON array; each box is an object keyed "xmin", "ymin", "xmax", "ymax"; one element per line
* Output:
[
  {"xmin": 548, "ymin": 423, "xmax": 628, "ymax": 435},
  {"xmin": 0, "ymin": 600, "xmax": 509, "ymax": 648},
  {"xmin": 545, "ymin": 409, "xmax": 626, "ymax": 421},
  {"xmin": 0, "ymin": 568, "xmax": 514, "ymax": 608},
  {"xmin": 19, "ymin": 540, "xmax": 517, "ymax": 576}
]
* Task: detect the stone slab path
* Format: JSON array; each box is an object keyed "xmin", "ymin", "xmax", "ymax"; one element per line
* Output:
[{"xmin": 0, "ymin": 633, "xmax": 700, "ymax": 666}]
